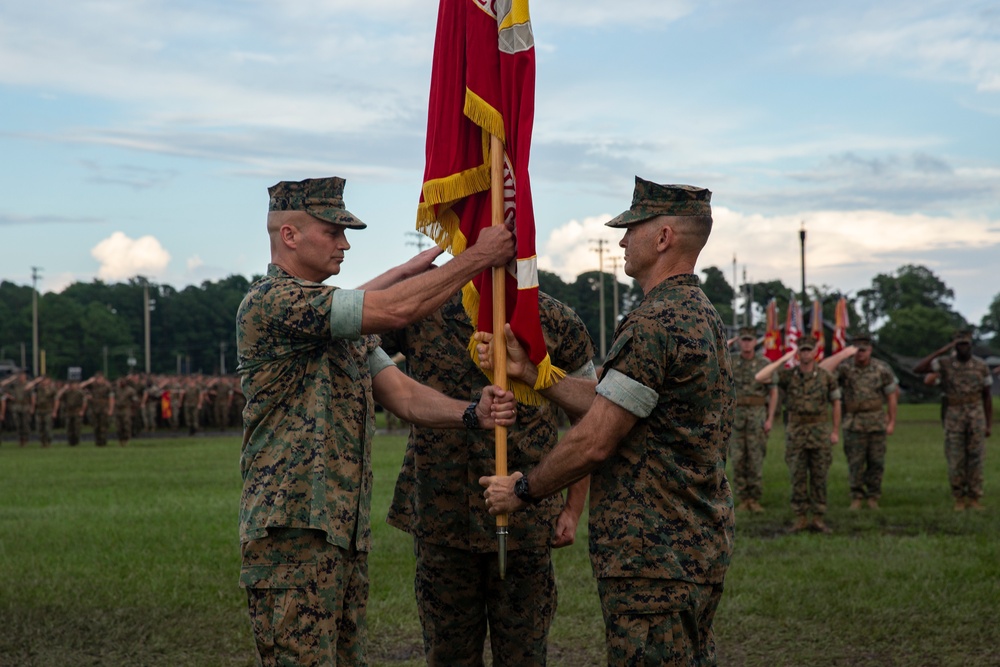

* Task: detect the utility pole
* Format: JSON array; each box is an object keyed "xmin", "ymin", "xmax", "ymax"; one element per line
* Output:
[
  {"xmin": 799, "ymin": 222, "xmax": 807, "ymax": 307},
  {"xmin": 743, "ymin": 266, "xmax": 752, "ymax": 326},
  {"xmin": 608, "ymin": 255, "xmax": 621, "ymax": 329},
  {"xmin": 405, "ymin": 230, "xmax": 431, "ymax": 253},
  {"xmin": 591, "ymin": 239, "xmax": 608, "ymax": 358},
  {"xmin": 219, "ymin": 341, "xmax": 227, "ymax": 376},
  {"xmin": 731, "ymin": 254, "xmax": 738, "ymax": 329},
  {"xmin": 143, "ymin": 280, "xmax": 152, "ymax": 374},
  {"xmin": 31, "ymin": 266, "xmax": 41, "ymax": 377}
]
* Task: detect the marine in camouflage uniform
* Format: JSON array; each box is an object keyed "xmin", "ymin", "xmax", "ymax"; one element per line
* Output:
[
  {"xmin": 181, "ymin": 378, "xmax": 204, "ymax": 435},
  {"xmin": 3, "ymin": 373, "xmax": 32, "ymax": 446},
  {"xmin": 211, "ymin": 377, "xmax": 233, "ymax": 431},
  {"xmin": 379, "ymin": 290, "xmax": 596, "ymax": 667},
  {"xmin": 729, "ymin": 326, "xmax": 771, "ymax": 512},
  {"xmin": 832, "ymin": 334, "xmax": 898, "ymax": 509},
  {"xmin": 142, "ymin": 381, "xmax": 162, "ymax": 434},
  {"xmin": 237, "ymin": 176, "xmax": 516, "ymax": 666},
  {"xmin": 83, "ymin": 372, "xmax": 114, "ymax": 447},
  {"xmin": 916, "ymin": 330, "xmax": 993, "ymax": 510},
  {"xmin": 32, "ymin": 377, "xmax": 58, "ymax": 447},
  {"xmin": 765, "ymin": 339, "xmax": 842, "ymax": 533},
  {"xmin": 115, "ymin": 378, "xmax": 139, "ymax": 446},
  {"xmin": 481, "ymin": 178, "xmax": 735, "ymax": 666},
  {"xmin": 56, "ymin": 382, "xmax": 88, "ymax": 446}
]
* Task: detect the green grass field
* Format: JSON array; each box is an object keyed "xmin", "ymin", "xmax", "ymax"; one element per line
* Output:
[{"xmin": 1, "ymin": 403, "xmax": 998, "ymax": 666}]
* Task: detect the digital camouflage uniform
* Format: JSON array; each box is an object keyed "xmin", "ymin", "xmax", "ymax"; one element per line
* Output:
[
  {"xmin": 772, "ymin": 365, "xmax": 841, "ymax": 517},
  {"xmin": 592, "ymin": 274, "xmax": 735, "ymax": 666},
  {"xmin": 379, "ymin": 291, "xmax": 595, "ymax": 667},
  {"xmin": 165, "ymin": 381, "xmax": 182, "ymax": 430},
  {"xmin": 59, "ymin": 385, "xmax": 86, "ymax": 446},
  {"xmin": 237, "ymin": 263, "xmax": 392, "ymax": 667},
  {"xmin": 87, "ymin": 378, "xmax": 113, "ymax": 447},
  {"xmin": 212, "ymin": 379, "xmax": 233, "ymax": 430},
  {"xmin": 836, "ymin": 358, "xmax": 898, "ymax": 501},
  {"xmin": 729, "ymin": 353, "xmax": 770, "ymax": 504},
  {"xmin": 7, "ymin": 377, "xmax": 31, "ymax": 445},
  {"xmin": 33, "ymin": 381, "xmax": 58, "ymax": 447},
  {"xmin": 932, "ymin": 354, "xmax": 993, "ymax": 501},
  {"xmin": 143, "ymin": 385, "xmax": 162, "ymax": 433},
  {"xmin": 181, "ymin": 381, "xmax": 202, "ymax": 435},
  {"xmin": 115, "ymin": 383, "xmax": 138, "ymax": 444}
]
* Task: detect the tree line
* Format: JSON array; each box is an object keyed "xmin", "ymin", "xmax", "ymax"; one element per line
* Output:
[{"xmin": 1, "ymin": 263, "xmax": 997, "ymax": 381}]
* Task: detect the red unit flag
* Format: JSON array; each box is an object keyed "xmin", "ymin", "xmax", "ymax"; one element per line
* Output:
[
  {"xmin": 784, "ymin": 294, "xmax": 803, "ymax": 367},
  {"xmin": 810, "ymin": 299, "xmax": 825, "ymax": 361},
  {"xmin": 763, "ymin": 298, "xmax": 784, "ymax": 362},
  {"xmin": 417, "ymin": 0, "xmax": 558, "ymax": 402},
  {"xmin": 832, "ymin": 297, "xmax": 850, "ymax": 354}
]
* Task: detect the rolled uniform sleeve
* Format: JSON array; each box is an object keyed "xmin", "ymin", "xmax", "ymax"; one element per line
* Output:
[
  {"xmin": 367, "ymin": 346, "xmax": 396, "ymax": 378},
  {"xmin": 597, "ymin": 368, "xmax": 658, "ymax": 418},
  {"xmin": 330, "ymin": 289, "xmax": 365, "ymax": 339}
]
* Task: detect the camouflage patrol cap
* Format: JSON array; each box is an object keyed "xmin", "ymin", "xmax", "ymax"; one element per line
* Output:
[
  {"xmin": 605, "ymin": 176, "xmax": 712, "ymax": 228},
  {"xmin": 953, "ymin": 329, "xmax": 973, "ymax": 343},
  {"xmin": 797, "ymin": 339, "xmax": 816, "ymax": 351},
  {"xmin": 850, "ymin": 333, "xmax": 872, "ymax": 348},
  {"xmin": 739, "ymin": 326, "xmax": 757, "ymax": 340},
  {"xmin": 267, "ymin": 177, "xmax": 366, "ymax": 230}
]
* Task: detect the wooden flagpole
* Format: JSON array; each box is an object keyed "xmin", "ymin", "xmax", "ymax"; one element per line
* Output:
[{"xmin": 490, "ymin": 133, "xmax": 510, "ymax": 579}]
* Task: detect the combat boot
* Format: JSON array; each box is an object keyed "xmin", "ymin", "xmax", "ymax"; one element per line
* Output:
[
  {"xmin": 748, "ymin": 499, "xmax": 764, "ymax": 513},
  {"xmin": 736, "ymin": 499, "xmax": 750, "ymax": 511},
  {"xmin": 849, "ymin": 498, "xmax": 863, "ymax": 511},
  {"xmin": 867, "ymin": 498, "xmax": 880, "ymax": 510},
  {"xmin": 789, "ymin": 515, "xmax": 809, "ymax": 533},
  {"xmin": 967, "ymin": 498, "xmax": 986, "ymax": 511},
  {"xmin": 953, "ymin": 498, "xmax": 967, "ymax": 512},
  {"xmin": 810, "ymin": 516, "xmax": 832, "ymax": 534}
]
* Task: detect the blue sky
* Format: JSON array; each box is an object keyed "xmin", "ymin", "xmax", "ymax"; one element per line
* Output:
[{"xmin": 2, "ymin": 0, "xmax": 998, "ymax": 323}]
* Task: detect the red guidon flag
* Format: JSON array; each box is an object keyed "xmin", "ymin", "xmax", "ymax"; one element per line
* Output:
[
  {"xmin": 810, "ymin": 298, "xmax": 825, "ymax": 361},
  {"xmin": 832, "ymin": 296, "xmax": 849, "ymax": 354},
  {"xmin": 763, "ymin": 298, "xmax": 783, "ymax": 362},
  {"xmin": 784, "ymin": 294, "xmax": 803, "ymax": 367},
  {"xmin": 417, "ymin": 0, "xmax": 560, "ymax": 402}
]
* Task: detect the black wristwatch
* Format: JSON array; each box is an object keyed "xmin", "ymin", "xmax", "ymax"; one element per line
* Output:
[
  {"xmin": 462, "ymin": 401, "xmax": 480, "ymax": 429},
  {"xmin": 514, "ymin": 475, "xmax": 541, "ymax": 505}
]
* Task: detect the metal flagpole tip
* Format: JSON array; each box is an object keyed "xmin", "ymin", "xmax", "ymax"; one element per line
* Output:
[{"xmin": 497, "ymin": 527, "xmax": 508, "ymax": 580}]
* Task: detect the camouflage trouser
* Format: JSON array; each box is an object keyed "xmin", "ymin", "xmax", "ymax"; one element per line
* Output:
[
  {"xmin": 944, "ymin": 405, "xmax": 987, "ymax": 500},
  {"xmin": 598, "ymin": 577, "xmax": 723, "ymax": 667},
  {"xmin": 184, "ymin": 405, "xmax": 199, "ymax": 434},
  {"xmin": 785, "ymin": 422, "xmax": 833, "ymax": 516},
  {"xmin": 144, "ymin": 403, "xmax": 158, "ymax": 433},
  {"xmin": 66, "ymin": 414, "xmax": 83, "ymax": 446},
  {"xmin": 10, "ymin": 408, "xmax": 30, "ymax": 443},
  {"xmin": 241, "ymin": 528, "xmax": 368, "ymax": 667},
  {"xmin": 36, "ymin": 413, "xmax": 53, "ymax": 447},
  {"xmin": 729, "ymin": 407, "xmax": 768, "ymax": 502},
  {"xmin": 91, "ymin": 408, "xmax": 110, "ymax": 446},
  {"xmin": 116, "ymin": 413, "xmax": 132, "ymax": 442},
  {"xmin": 843, "ymin": 430, "xmax": 887, "ymax": 500},
  {"xmin": 413, "ymin": 540, "xmax": 556, "ymax": 667}
]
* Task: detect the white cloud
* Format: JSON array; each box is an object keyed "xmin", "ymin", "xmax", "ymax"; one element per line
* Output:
[
  {"xmin": 534, "ymin": 0, "xmax": 695, "ymax": 28},
  {"xmin": 186, "ymin": 255, "xmax": 205, "ymax": 272},
  {"xmin": 793, "ymin": 3, "xmax": 1000, "ymax": 94},
  {"xmin": 538, "ymin": 207, "xmax": 1000, "ymax": 300},
  {"xmin": 91, "ymin": 232, "xmax": 171, "ymax": 280},
  {"xmin": 538, "ymin": 214, "xmax": 628, "ymax": 282}
]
